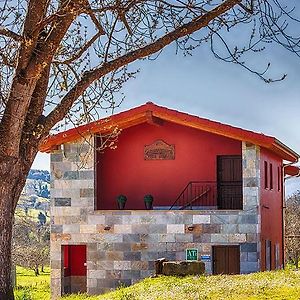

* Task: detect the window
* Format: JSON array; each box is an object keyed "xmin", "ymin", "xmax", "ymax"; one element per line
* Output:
[
  {"xmin": 264, "ymin": 161, "xmax": 268, "ymax": 189},
  {"xmin": 269, "ymin": 163, "xmax": 273, "ymax": 190},
  {"xmin": 277, "ymin": 166, "xmax": 281, "ymax": 191},
  {"xmin": 265, "ymin": 240, "xmax": 271, "ymax": 271}
]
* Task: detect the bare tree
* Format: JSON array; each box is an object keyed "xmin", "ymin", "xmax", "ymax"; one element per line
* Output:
[
  {"xmin": 12, "ymin": 214, "xmax": 50, "ymax": 276},
  {"xmin": 285, "ymin": 191, "xmax": 300, "ymax": 268},
  {"xmin": 0, "ymin": 0, "xmax": 300, "ymax": 298}
]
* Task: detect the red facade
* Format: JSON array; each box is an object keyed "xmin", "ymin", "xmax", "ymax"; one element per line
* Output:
[
  {"xmin": 260, "ymin": 148, "xmax": 284, "ymax": 270},
  {"xmin": 96, "ymin": 121, "xmax": 241, "ymax": 209}
]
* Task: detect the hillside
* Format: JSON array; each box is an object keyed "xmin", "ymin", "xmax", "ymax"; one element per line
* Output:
[{"xmin": 16, "ymin": 169, "xmax": 50, "ymax": 220}]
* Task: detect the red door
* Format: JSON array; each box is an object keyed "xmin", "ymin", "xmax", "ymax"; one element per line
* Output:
[{"xmin": 62, "ymin": 245, "xmax": 87, "ymax": 294}]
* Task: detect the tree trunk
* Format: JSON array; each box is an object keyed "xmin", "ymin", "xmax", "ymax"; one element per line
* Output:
[
  {"xmin": 0, "ymin": 155, "xmax": 35, "ymax": 300},
  {"xmin": 35, "ymin": 265, "xmax": 39, "ymax": 276}
]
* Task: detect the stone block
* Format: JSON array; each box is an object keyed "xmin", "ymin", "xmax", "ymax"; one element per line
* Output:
[
  {"xmin": 244, "ymin": 177, "xmax": 259, "ymax": 188},
  {"xmin": 87, "ymin": 278, "xmax": 98, "ymax": 288},
  {"xmin": 161, "ymin": 261, "xmax": 205, "ymax": 276},
  {"xmin": 54, "ymin": 198, "xmax": 71, "ymax": 207},
  {"xmin": 228, "ymin": 234, "xmax": 247, "ymax": 243},
  {"xmin": 246, "ymin": 234, "xmax": 258, "ymax": 243},
  {"xmin": 106, "ymin": 251, "xmax": 124, "ymax": 261},
  {"xmin": 97, "ymin": 261, "xmax": 114, "ymax": 270},
  {"xmin": 131, "ymin": 224, "xmax": 150, "ymax": 234},
  {"xmin": 202, "ymin": 224, "xmax": 221, "ymax": 234},
  {"xmin": 123, "ymin": 234, "xmax": 140, "ymax": 243},
  {"xmin": 89, "ymin": 270, "xmax": 106, "ymax": 279},
  {"xmin": 98, "ymin": 242, "xmax": 113, "ymax": 251},
  {"xmin": 193, "ymin": 215, "xmax": 210, "ymax": 224},
  {"xmin": 167, "ymin": 224, "xmax": 184, "ymax": 234},
  {"xmin": 175, "ymin": 234, "xmax": 193, "ymax": 243},
  {"xmin": 80, "ymin": 188, "xmax": 94, "ymax": 198},
  {"xmin": 122, "ymin": 215, "xmax": 141, "ymax": 224},
  {"xmin": 114, "ymin": 224, "xmax": 132, "ymax": 234},
  {"xmin": 241, "ymin": 243, "xmax": 257, "ymax": 252},
  {"xmin": 247, "ymin": 252, "xmax": 258, "ymax": 262},
  {"xmin": 159, "ymin": 234, "xmax": 176, "ymax": 243},
  {"xmin": 193, "ymin": 233, "xmax": 211, "ymax": 243},
  {"xmin": 124, "ymin": 251, "xmax": 142, "ymax": 261},
  {"xmin": 96, "ymin": 224, "xmax": 114, "ymax": 233},
  {"xmin": 131, "ymin": 261, "xmax": 149, "ymax": 270},
  {"xmin": 114, "ymin": 243, "xmax": 131, "ymax": 252},
  {"xmin": 121, "ymin": 270, "xmax": 141, "ymax": 280},
  {"xmin": 63, "ymin": 224, "xmax": 80, "ymax": 233},
  {"xmin": 79, "ymin": 170, "xmax": 94, "ymax": 180},
  {"xmin": 149, "ymin": 224, "xmax": 167, "ymax": 233},
  {"xmin": 140, "ymin": 215, "xmax": 157, "ymax": 224},
  {"xmin": 240, "ymin": 261, "xmax": 259, "ymax": 273},
  {"xmin": 221, "ymin": 224, "xmax": 238, "ymax": 234},
  {"xmin": 238, "ymin": 224, "xmax": 257, "ymax": 234},
  {"xmin": 131, "ymin": 243, "xmax": 148, "ymax": 251},
  {"xmin": 185, "ymin": 224, "xmax": 202, "ymax": 234},
  {"xmin": 166, "ymin": 242, "xmax": 186, "ymax": 252},
  {"xmin": 51, "ymin": 233, "xmax": 71, "ymax": 242},
  {"xmin": 97, "ymin": 279, "xmax": 119, "ymax": 289},
  {"xmin": 51, "ymin": 153, "xmax": 63, "ymax": 162},
  {"xmin": 238, "ymin": 215, "xmax": 258, "ymax": 224},
  {"xmin": 105, "ymin": 216, "xmax": 123, "ymax": 225},
  {"xmin": 51, "ymin": 260, "xmax": 61, "ymax": 269},
  {"xmin": 211, "ymin": 234, "xmax": 229, "ymax": 243},
  {"xmin": 105, "ymin": 270, "xmax": 122, "ymax": 280},
  {"xmin": 88, "ymin": 215, "xmax": 106, "ymax": 225},
  {"xmin": 51, "ymin": 269, "xmax": 61, "ymax": 278},
  {"xmin": 211, "ymin": 215, "xmax": 230, "ymax": 224},
  {"xmin": 114, "ymin": 261, "xmax": 131, "ymax": 270},
  {"xmin": 80, "ymin": 225, "xmax": 96, "ymax": 234},
  {"xmin": 51, "ymin": 225, "xmax": 63, "ymax": 233},
  {"xmin": 63, "ymin": 171, "xmax": 79, "ymax": 180}
]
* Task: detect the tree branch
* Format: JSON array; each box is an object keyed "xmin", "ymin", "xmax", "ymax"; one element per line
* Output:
[
  {"xmin": 53, "ymin": 31, "xmax": 103, "ymax": 64},
  {"xmin": 0, "ymin": 27, "xmax": 23, "ymax": 42},
  {"xmin": 43, "ymin": 0, "xmax": 242, "ymax": 132}
]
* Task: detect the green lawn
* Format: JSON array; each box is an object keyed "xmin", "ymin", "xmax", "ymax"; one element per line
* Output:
[
  {"xmin": 15, "ymin": 266, "xmax": 50, "ymax": 300},
  {"xmin": 15, "ymin": 268, "xmax": 300, "ymax": 300}
]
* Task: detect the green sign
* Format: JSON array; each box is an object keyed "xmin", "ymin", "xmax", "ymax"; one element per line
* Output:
[{"xmin": 186, "ymin": 248, "xmax": 198, "ymax": 261}]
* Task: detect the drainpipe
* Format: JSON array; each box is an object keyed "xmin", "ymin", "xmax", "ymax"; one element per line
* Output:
[{"xmin": 282, "ymin": 160, "xmax": 300, "ymax": 269}]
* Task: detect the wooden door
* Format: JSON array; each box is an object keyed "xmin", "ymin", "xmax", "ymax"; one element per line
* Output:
[
  {"xmin": 213, "ymin": 245, "xmax": 240, "ymax": 275},
  {"xmin": 217, "ymin": 155, "xmax": 242, "ymax": 209}
]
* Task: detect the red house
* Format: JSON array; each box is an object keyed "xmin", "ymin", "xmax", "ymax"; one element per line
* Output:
[{"xmin": 43, "ymin": 102, "xmax": 299, "ymax": 297}]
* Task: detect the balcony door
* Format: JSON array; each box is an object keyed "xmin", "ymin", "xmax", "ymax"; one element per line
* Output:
[{"xmin": 217, "ymin": 155, "xmax": 242, "ymax": 209}]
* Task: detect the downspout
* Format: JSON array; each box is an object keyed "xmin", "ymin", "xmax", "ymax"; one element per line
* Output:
[{"xmin": 282, "ymin": 160, "xmax": 300, "ymax": 269}]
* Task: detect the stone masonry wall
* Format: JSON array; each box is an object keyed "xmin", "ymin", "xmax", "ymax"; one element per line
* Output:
[{"xmin": 50, "ymin": 138, "xmax": 261, "ymax": 298}]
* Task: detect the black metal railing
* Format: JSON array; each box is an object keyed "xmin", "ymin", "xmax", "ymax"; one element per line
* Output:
[{"xmin": 169, "ymin": 181, "xmax": 217, "ymax": 210}]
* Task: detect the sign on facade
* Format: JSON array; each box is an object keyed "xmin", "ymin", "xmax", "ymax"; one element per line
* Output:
[
  {"xmin": 144, "ymin": 140, "xmax": 175, "ymax": 160},
  {"xmin": 200, "ymin": 255, "xmax": 211, "ymax": 261},
  {"xmin": 186, "ymin": 248, "xmax": 198, "ymax": 261}
]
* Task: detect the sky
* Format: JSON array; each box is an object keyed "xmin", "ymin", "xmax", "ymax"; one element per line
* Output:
[{"xmin": 32, "ymin": 8, "xmax": 300, "ymax": 195}]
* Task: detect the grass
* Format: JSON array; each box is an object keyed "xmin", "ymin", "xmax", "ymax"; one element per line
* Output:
[
  {"xmin": 15, "ymin": 268, "xmax": 300, "ymax": 300},
  {"xmin": 14, "ymin": 266, "xmax": 50, "ymax": 300}
]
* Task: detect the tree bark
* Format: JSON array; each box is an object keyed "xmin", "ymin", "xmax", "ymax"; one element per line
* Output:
[{"xmin": 0, "ymin": 154, "xmax": 36, "ymax": 299}]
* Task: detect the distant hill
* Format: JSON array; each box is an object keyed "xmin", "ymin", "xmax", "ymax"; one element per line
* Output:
[
  {"xmin": 16, "ymin": 169, "xmax": 51, "ymax": 220},
  {"xmin": 27, "ymin": 169, "xmax": 50, "ymax": 183}
]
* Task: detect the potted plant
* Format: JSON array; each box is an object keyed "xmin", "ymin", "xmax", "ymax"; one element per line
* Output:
[
  {"xmin": 144, "ymin": 194, "xmax": 153, "ymax": 210},
  {"xmin": 116, "ymin": 194, "xmax": 127, "ymax": 210}
]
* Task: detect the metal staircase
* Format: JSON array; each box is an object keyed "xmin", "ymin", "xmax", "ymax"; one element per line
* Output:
[{"xmin": 169, "ymin": 181, "xmax": 217, "ymax": 210}]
